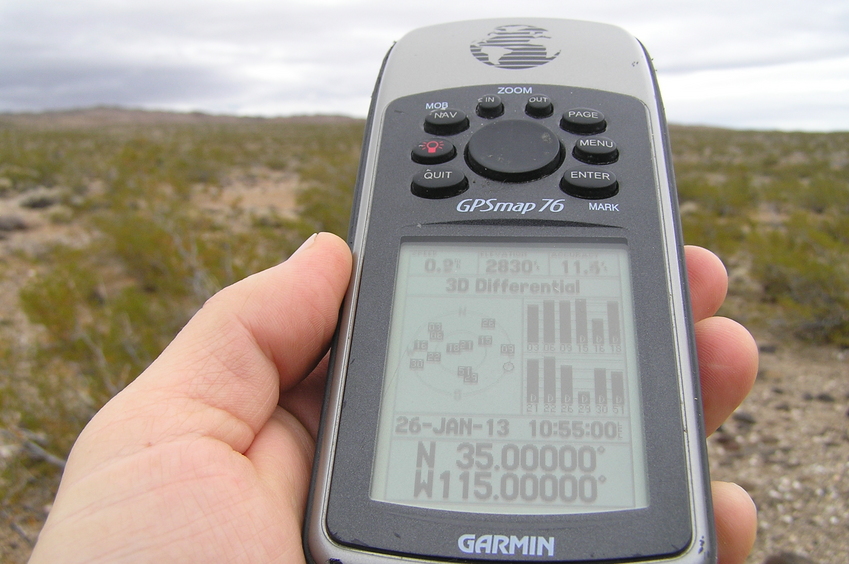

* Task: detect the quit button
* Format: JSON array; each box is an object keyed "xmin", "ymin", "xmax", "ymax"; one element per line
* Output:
[{"xmin": 411, "ymin": 167, "xmax": 468, "ymax": 199}]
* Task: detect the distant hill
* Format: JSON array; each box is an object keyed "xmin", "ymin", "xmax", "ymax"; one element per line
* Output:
[{"xmin": 0, "ymin": 106, "xmax": 361, "ymax": 129}]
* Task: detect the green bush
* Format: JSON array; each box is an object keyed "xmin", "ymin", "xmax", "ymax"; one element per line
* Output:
[
  {"xmin": 672, "ymin": 126, "xmax": 849, "ymax": 345},
  {"xmin": 749, "ymin": 213, "xmax": 849, "ymax": 345},
  {"xmin": 0, "ymin": 116, "xmax": 363, "ymax": 509}
]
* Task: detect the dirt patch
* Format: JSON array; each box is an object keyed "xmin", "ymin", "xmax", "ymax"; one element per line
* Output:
[
  {"xmin": 0, "ymin": 163, "xmax": 304, "ymax": 561},
  {"xmin": 709, "ymin": 334, "xmax": 849, "ymax": 563},
  {"xmin": 195, "ymin": 167, "xmax": 299, "ymax": 223}
]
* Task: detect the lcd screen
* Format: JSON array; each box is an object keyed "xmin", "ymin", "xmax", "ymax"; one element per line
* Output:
[{"xmin": 370, "ymin": 240, "xmax": 648, "ymax": 514}]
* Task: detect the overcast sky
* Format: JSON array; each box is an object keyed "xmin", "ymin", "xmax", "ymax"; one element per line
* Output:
[{"xmin": 2, "ymin": 0, "xmax": 848, "ymax": 131}]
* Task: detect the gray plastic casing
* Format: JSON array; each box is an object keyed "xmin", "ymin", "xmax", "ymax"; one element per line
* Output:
[{"xmin": 305, "ymin": 18, "xmax": 714, "ymax": 564}]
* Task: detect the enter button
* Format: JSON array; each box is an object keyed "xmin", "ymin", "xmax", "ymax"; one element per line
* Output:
[{"xmin": 560, "ymin": 169, "xmax": 619, "ymax": 199}]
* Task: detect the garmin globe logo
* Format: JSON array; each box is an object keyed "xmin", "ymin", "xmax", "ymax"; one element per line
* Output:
[
  {"xmin": 470, "ymin": 25, "xmax": 561, "ymax": 70},
  {"xmin": 458, "ymin": 534, "xmax": 556, "ymax": 557}
]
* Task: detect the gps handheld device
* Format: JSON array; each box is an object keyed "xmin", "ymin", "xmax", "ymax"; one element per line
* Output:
[{"xmin": 305, "ymin": 19, "xmax": 714, "ymax": 563}]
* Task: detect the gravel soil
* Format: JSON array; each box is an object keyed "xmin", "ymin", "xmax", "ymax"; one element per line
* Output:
[{"xmin": 708, "ymin": 336, "xmax": 849, "ymax": 564}]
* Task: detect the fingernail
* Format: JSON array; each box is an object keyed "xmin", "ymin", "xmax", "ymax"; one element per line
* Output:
[{"xmin": 290, "ymin": 233, "xmax": 318, "ymax": 259}]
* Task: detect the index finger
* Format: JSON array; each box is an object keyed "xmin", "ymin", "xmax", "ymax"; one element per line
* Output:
[
  {"xmin": 684, "ymin": 245, "xmax": 759, "ymax": 435},
  {"xmin": 685, "ymin": 245, "xmax": 728, "ymax": 321}
]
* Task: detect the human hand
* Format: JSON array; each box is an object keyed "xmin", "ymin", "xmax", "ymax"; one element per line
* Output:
[
  {"xmin": 683, "ymin": 245, "xmax": 759, "ymax": 564},
  {"xmin": 28, "ymin": 235, "xmax": 757, "ymax": 564}
]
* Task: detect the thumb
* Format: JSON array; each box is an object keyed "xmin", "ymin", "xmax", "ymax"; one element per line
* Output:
[{"xmin": 62, "ymin": 232, "xmax": 352, "ymax": 482}]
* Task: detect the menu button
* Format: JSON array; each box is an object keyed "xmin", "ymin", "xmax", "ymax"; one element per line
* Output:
[{"xmin": 573, "ymin": 136, "xmax": 619, "ymax": 164}]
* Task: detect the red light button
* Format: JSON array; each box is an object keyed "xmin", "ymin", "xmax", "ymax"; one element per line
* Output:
[{"xmin": 412, "ymin": 139, "xmax": 457, "ymax": 164}]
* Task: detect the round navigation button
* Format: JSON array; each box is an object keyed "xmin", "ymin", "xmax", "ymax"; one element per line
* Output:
[
  {"xmin": 573, "ymin": 136, "xmax": 619, "ymax": 164},
  {"xmin": 466, "ymin": 119, "xmax": 564, "ymax": 182},
  {"xmin": 560, "ymin": 168, "xmax": 619, "ymax": 199},
  {"xmin": 412, "ymin": 139, "xmax": 456, "ymax": 164},
  {"xmin": 423, "ymin": 109, "xmax": 469, "ymax": 135},
  {"xmin": 411, "ymin": 168, "xmax": 468, "ymax": 199},
  {"xmin": 561, "ymin": 108, "xmax": 607, "ymax": 134}
]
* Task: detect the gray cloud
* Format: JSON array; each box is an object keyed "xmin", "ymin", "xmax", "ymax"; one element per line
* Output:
[
  {"xmin": 0, "ymin": 0, "xmax": 847, "ymax": 129},
  {"xmin": 0, "ymin": 61, "xmax": 242, "ymax": 111}
]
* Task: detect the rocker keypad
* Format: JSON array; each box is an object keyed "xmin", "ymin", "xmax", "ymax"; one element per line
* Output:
[{"xmin": 411, "ymin": 94, "xmax": 622, "ymax": 200}]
